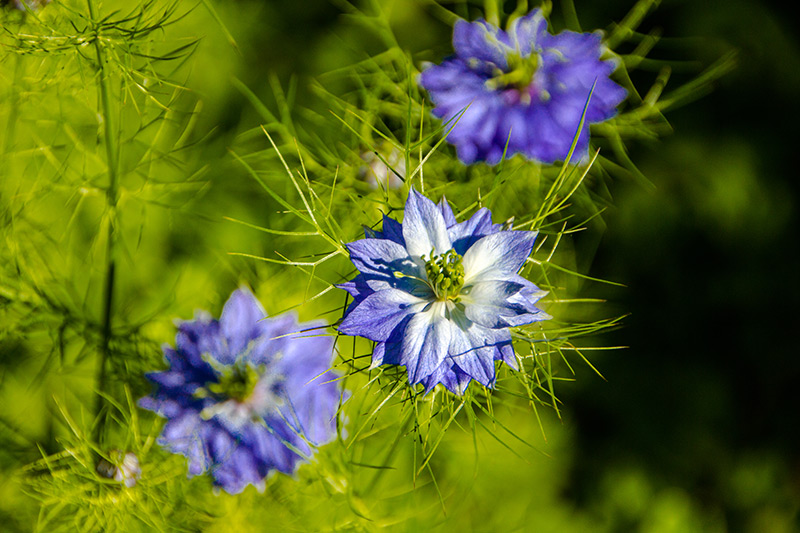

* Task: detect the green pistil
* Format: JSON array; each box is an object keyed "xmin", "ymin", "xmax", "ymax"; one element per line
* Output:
[
  {"xmin": 423, "ymin": 249, "xmax": 465, "ymax": 301},
  {"xmin": 197, "ymin": 361, "xmax": 262, "ymax": 402},
  {"xmin": 485, "ymin": 52, "xmax": 539, "ymax": 101}
]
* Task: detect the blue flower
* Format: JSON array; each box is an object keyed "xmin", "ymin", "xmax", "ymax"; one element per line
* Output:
[
  {"xmin": 419, "ymin": 9, "xmax": 627, "ymax": 165},
  {"xmin": 338, "ymin": 189, "xmax": 549, "ymax": 394},
  {"xmin": 139, "ymin": 288, "xmax": 342, "ymax": 494}
]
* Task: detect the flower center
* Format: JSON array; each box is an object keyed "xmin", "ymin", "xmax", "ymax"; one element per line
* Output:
[
  {"xmin": 195, "ymin": 356, "xmax": 286, "ymax": 426},
  {"xmin": 486, "ymin": 52, "xmax": 538, "ymax": 90},
  {"xmin": 208, "ymin": 361, "xmax": 262, "ymax": 402},
  {"xmin": 423, "ymin": 249, "xmax": 465, "ymax": 301},
  {"xmin": 195, "ymin": 359, "xmax": 265, "ymax": 403}
]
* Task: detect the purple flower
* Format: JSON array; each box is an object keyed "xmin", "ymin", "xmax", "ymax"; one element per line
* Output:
[
  {"xmin": 139, "ymin": 288, "xmax": 342, "ymax": 494},
  {"xmin": 338, "ymin": 189, "xmax": 549, "ymax": 394},
  {"xmin": 419, "ymin": 9, "xmax": 627, "ymax": 165}
]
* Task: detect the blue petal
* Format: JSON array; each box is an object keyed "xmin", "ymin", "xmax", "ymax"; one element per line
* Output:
[
  {"xmin": 448, "ymin": 207, "xmax": 501, "ymax": 254},
  {"xmin": 452, "ymin": 19, "xmax": 509, "ymax": 69},
  {"xmin": 438, "ymin": 197, "xmax": 457, "ymax": 227},
  {"xmin": 402, "ymin": 188, "xmax": 453, "ymax": 258},
  {"xmin": 346, "ymin": 238, "xmax": 418, "ymax": 278},
  {"xmin": 176, "ymin": 317, "xmax": 226, "ymax": 367},
  {"xmin": 339, "ymin": 288, "xmax": 426, "ymax": 342},
  {"xmin": 250, "ymin": 312, "xmax": 310, "ymax": 366},
  {"xmin": 507, "ymin": 9, "xmax": 548, "ymax": 55},
  {"xmin": 400, "ymin": 306, "xmax": 453, "ymax": 384},
  {"xmin": 281, "ymin": 377, "xmax": 340, "ymax": 446},
  {"xmin": 380, "ymin": 213, "xmax": 405, "ymax": 245},
  {"xmin": 422, "ymin": 362, "xmax": 475, "ymax": 395},
  {"xmin": 448, "ymin": 327, "xmax": 496, "ymax": 387},
  {"xmin": 219, "ymin": 287, "xmax": 267, "ymax": 361},
  {"xmin": 462, "ymin": 231, "xmax": 538, "ymax": 282},
  {"xmin": 498, "ymin": 342, "xmax": 518, "ymax": 370},
  {"xmin": 419, "ymin": 58, "xmax": 486, "ymax": 95},
  {"xmin": 461, "ymin": 279, "xmax": 548, "ymax": 328},
  {"xmin": 157, "ymin": 411, "xmax": 209, "ymax": 476},
  {"xmin": 371, "ymin": 342, "xmax": 387, "ymax": 368}
]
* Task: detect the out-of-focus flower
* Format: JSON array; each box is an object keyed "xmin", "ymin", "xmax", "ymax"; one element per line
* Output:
[
  {"xmin": 139, "ymin": 288, "xmax": 342, "ymax": 494},
  {"xmin": 359, "ymin": 145, "xmax": 405, "ymax": 190},
  {"xmin": 419, "ymin": 9, "xmax": 627, "ymax": 165},
  {"xmin": 3, "ymin": 0, "xmax": 50, "ymax": 11},
  {"xmin": 96, "ymin": 451, "xmax": 141, "ymax": 488},
  {"xmin": 338, "ymin": 188, "xmax": 549, "ymax": 394}
]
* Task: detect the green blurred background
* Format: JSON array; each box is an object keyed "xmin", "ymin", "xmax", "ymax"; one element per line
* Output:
[{"xmin": 1, "ymin": 0, "xmax": 798, "ymax": 530}]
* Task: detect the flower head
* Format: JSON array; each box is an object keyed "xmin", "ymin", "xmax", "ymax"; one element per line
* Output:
[
  {"xmin": 139, "ymin": 288, "xmax": 342, "ymax": 494},
  {"xmin": 96, "ymin": 451, "xmax": 141, "ymax": 488},
  {"xmin": 338, "ymin": 188, "xmax": 549, "ymax": 394},
  {"xmin": 360, "ymin": 146, "xmax": 405, "ymax": 191},
  {"xmin": 419, "ymin": 9, "xmax": 627, "ymax": 165}
]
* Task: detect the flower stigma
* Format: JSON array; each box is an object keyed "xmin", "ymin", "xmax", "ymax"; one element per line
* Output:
[
  {"xmin": 423, "ymin": 249, "xmax": 465, "ymax": 301},
  {"xmin": 486, "ymin": 51, "xmax": 539, "ymax": 102},
  {"xmin": 208, "ymin": 361, "xmax": 262, "ymax": 402},
  {"xmin": 194, "ymin": 359, "xmax": 286, "ymax": 425}
]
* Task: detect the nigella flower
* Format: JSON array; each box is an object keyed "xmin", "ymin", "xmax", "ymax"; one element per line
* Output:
[
  {"xmin": 139, "ymin": 288, "xmax": 342, "ymax": 494},
  {"xmin": 419, "ymin": 9, "xmax": 627, "ymax": 165},
  {"xmin": 338, "ymin": 188, "xmax": 549, "ymax": 394},
  {"xmin": 359, "ymin": 146, "xmax": 405, "ymax": 190},
  {"xmin": 96, "ymin": 451, "xmax": 141, "ymax": 488}
]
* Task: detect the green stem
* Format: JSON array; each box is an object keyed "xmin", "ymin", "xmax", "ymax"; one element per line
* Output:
[
  {"xmin": 484, "ymin": 0, "xmax": 501, "ymax": 27},
  {"xmin": 1, "ymin": 53, "xmax": 23, "ymax": 213},
  {"xmin": 88, "ymin": 0, "xmax": 120, "ymax": 448},
  {"xmin": 361, "ymin": 407, "xmax": 415, "ymax": 495},
  {"xmin": 2, "ymin": 54, "xmax": 22, "ymax": 156}
]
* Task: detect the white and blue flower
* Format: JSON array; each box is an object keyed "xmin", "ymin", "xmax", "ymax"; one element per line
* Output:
[
  {"xmin": 338, "ymin": 189, "xmax": 549, "ymax": 394},
  {"xmin": 419, "ymin": 9, "xmax": 627, "ymax": 165},
  {"xmin": 139, "ymin": 288, "xmax": 342, "ymax": 494}
]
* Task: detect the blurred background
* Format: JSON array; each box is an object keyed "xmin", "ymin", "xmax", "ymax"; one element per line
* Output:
[{"xmin": 1, "ymin": 0, "xmax": 798, "ymax": 530}]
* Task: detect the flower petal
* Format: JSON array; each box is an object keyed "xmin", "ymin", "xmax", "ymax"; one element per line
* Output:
[
  {"xmin": 338, "ymin": 289, "xmax": 426, "ymax": 342},
  {"xmin": 453, "ymin": 19, "xmax": 509, "ymax": 68},
  {"xmin": 400, "ymin": 304, "xmax": 453, "ymax": 384},
  {"xmin": 219, "ymin": 287, "xmax": 267, "ymax": 361},
  {"xmin": 461, "ymin": 279, "xmax": 548, "ymax": 328},
  {"xmin": 448, "ymin": 324, "xmax": 496, "ymax": 387},
  {"xmin": 507, "ymin": 9, "xmax": 548, "ymax": 55},
  {"xmin": 402, "ymin": 188, "xmax": 453, "ymax": 258},
  {"xmin": 462, "ymin": 230, "xmax": 538, "ymax": 283},
  {"xmin": 438, "ymin": 197, "xmax": 457, "ymax": 227},
  {"xmin": 448, "ymin": 207, "xmax": 501, "ymax": 254},
  {"xmin": 346, "ymin": 238, "xmax": 418, "ymax": 278}
]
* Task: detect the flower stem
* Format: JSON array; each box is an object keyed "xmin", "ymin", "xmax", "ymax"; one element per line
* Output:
[
  {"xmin": 88, "ymin": 0, "xmax": 120, "ymax": 448},
  {"xmin": 361, "ymin": 407, "xmax": 415, "ymax": 495},
  {"xmin": 484, "ymin": 0, "xmax": 501, "ymax": 27},
  {"xmin": 1, "ymin": 53, "xmax": 23, "ymax": 210}
]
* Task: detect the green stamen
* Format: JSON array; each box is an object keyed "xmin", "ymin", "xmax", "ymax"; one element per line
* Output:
[
  {"xmin": 423, "ymin": 249, "xmax": 466, "ymax": 301},
  {"xmin": 485, "ymin": 52, "xmax": 540, "ymax": 103}
]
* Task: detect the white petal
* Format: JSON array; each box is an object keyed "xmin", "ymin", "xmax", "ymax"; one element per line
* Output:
[{"xmin": 402, "ymin": 188, "xmax": 453, "ymax": 259}]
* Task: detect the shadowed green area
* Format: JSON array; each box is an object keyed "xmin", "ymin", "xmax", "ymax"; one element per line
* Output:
[{"xmin": 0, "ymin": 0, "xmax": 797, "ymax": 531}]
